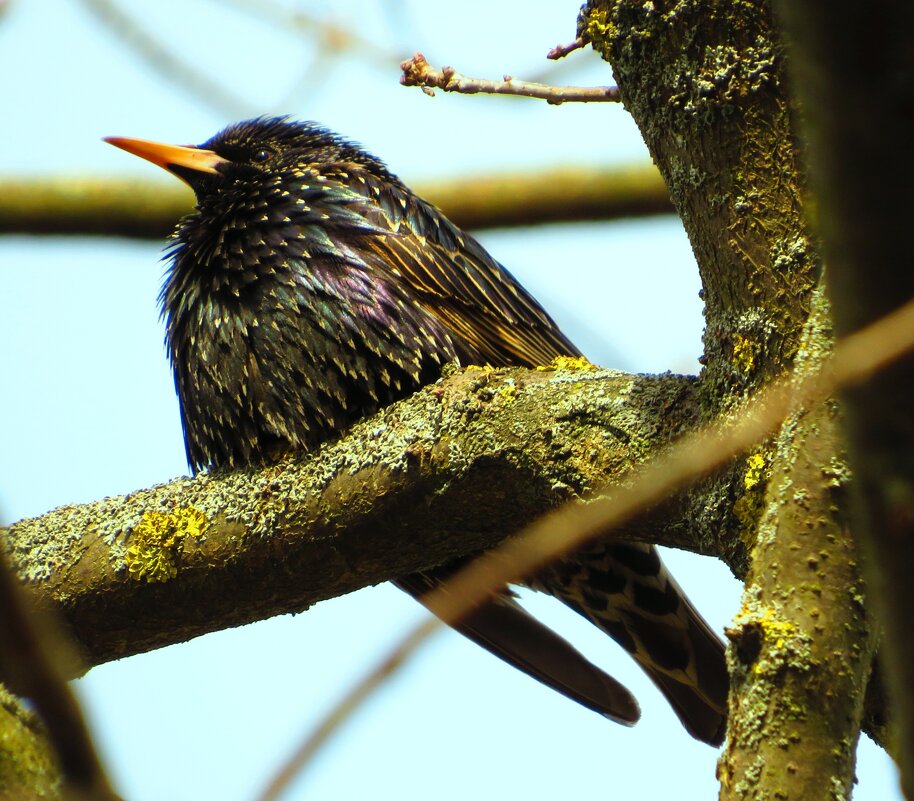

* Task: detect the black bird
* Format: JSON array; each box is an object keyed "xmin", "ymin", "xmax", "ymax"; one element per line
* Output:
[{"xmin": 106, "ymin": 117, "xmax": 728, "ymax": 745}]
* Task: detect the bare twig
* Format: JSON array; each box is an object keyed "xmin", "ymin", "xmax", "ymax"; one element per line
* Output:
[
  {"xmin": 547, "ymin": 37, "xmax": 588, "ymax": 60},
  {"xmin": 400, "ymin": 53, "xmax": 620, "ymax": 104},
  {"xmin": 259, "ymin": 294, "xmax": 914, "ymax": 799}
]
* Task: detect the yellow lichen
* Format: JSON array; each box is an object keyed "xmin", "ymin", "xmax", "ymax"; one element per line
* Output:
[
  {"xmin": 733, "ymin": 451, "xmax": 769, "ymax": 546},
  {"xmin": 497, "ymin": 378, "xmax": 517, "ymax": 402},
  {"xmin": 536, "ymin": 355, "xmax": 597, "ymax": 372},
  {"xmin": 733, "ymin": 606, "xmax": 810, "ymax": 676},
  {"xmin": 125, "ymin": 506, "xmax": 207, "ymax": 583},
  {"xmin": 582, "ymin": 7, "xmax": 618, "ymax": 55},
  {"xmin": 733, "ymin": 334, "xmax": 756, "ymax": 372},
  {"xmin": 756, "ymin": 607, "xmax": 799, "ymax": 651},
  {"xmin": 744, "ymin": 451, "xmax": 767, "ymax": 490}
]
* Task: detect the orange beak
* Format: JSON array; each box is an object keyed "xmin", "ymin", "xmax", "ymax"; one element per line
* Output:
[{"xmin": 104, "ymin": 136, "xmax": 228, "ymax": 186}]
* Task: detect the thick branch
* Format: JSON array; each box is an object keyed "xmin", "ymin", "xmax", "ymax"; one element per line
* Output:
[
  {"xmin": 3, "ymin": 367, "xmax": 725, "ymax": 672},
  {"xmin": 0, "ymin": 166, "xmax": 671, "ymax": 240},
  {"xmin": 585, "ymin": 1, "xmax": 816, "ymax": 405}
]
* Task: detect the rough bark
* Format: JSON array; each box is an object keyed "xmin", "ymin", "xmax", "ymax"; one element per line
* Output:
[
  {"xmin": 583, "ymin": 0, "xmax": 815, "ymax": 402},
  {"xmin": 721, "ymin": 287, "xmax": 876, "ymax": 801},
  {"xmin": 4, "ymin": 366, "xmax": 728, "ymax": 671}
]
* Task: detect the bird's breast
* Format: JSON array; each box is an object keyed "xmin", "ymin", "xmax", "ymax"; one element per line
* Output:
[{"xmin": 163, "ymin": 240, "xmax": 459, "ymax": 471}]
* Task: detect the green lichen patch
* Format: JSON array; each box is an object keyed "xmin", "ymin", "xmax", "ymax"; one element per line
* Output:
[
  {"xmin": 495, "ymin": 377, "xmax": 517, "ymax": 403},
  {"xmin": 125, "ymin": 506, "xmax": 207, "ymax": 583},
  {"xmin": 581, "ymin": 5, "xmax": 619, "ymax": 60}
]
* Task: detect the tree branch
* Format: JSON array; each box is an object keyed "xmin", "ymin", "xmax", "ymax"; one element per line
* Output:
[
  {"xmin": 584, "ymin": 0, "xmax": 815, "ymax": 404},
  {"xmin": 721, "ymin": 286, "xmax": 875, "ymax": 800},
  {"xmin": 0, "ymin": 165, "xmax": 671, "ymax": 240},
  {"xmin": 547, "ymin": 37, "xmax": 588, "ymax": 61},
  {"xmin": 3, "ymin": 366, "xmax": 719, "ymax": 672},
  {"xmin": 0, "ymin": 686, "xmax": 61, "ymax": 801},
  {"xmin": 400, "ymin": 53, "xmax": 620, "ymax": 104},
  {"xmin": 80, "ymin": 0, "xmax": 251, "ymax": 117}
]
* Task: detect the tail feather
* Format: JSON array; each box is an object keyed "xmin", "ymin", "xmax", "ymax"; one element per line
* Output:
[
  {"xmin": 395, "ymin": 541, "xmax": 728, "ymax": 746},
  {"xmin": 395, "ymin": 571, "xmax": 640, "ymax": 726},
  {"xmin": 645, "ymin": 660, "xmax": 727, "ymax": 746},
  {"xmin": 530, "ymin": 542, "xmax": 729, "ymax": 746}
]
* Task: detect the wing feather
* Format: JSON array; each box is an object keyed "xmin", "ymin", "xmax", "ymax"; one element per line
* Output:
[{"xmin": 323, "ymin": 166, "xmax": 582, "ymax": 367}]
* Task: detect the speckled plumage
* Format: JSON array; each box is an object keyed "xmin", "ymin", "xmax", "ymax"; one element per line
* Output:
[{"xmin": 110, "ymin": 117, "xmax": 728, "ymax": 744}]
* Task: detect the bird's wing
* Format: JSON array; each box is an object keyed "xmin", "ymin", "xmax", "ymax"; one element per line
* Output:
[
  {"xmin": 335, "ymin": 170, "xmax": 582, "ymax": 367},
  {"xmin": 395, "ymin": 568, "xmax": 640, "ymax": 725}
]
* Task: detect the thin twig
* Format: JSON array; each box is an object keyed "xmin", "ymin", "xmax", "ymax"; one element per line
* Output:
[
  {"xmin": 257, "ymin": 293, "xmax": 914, "ymax": 800},
  {"xmin": 547, "ymin": 37, "xmax": 588, "ymax": 60},
  {"xmin": 400, "ymin": 52, "xmax": 620, "ymax": 104}
]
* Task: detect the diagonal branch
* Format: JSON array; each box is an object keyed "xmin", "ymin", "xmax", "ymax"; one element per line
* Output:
[
  {"xmin": 80, "ymin": 0, "xmax": 252, "ymax": 117},
  {"xmin": 0, "ymin": 549, "xmax": 118, "ymax": 801}
]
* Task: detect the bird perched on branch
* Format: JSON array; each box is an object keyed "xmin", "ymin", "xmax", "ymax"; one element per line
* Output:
[{"xmin": 106, "ymin": 116, "xmax": 728, "ymax": 745}]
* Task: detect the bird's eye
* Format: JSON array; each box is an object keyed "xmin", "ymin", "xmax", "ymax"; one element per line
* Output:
[{"xmin": 252, "ymin": 148, "xmax": 273, "ymax": 164}]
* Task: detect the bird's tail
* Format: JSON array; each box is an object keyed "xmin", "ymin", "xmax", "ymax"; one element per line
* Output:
[
  {"xmin": 395, "ymin": 569, "xmax": 641, "ymax": 727},
  {"xmin": 532, "ymin": 541, "xmax": 729, "ymax": 746}
]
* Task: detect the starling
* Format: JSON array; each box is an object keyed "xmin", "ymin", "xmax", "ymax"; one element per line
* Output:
[{"xmin": 106, "ymin": 117, "xmax": 728, "ymax": 745}]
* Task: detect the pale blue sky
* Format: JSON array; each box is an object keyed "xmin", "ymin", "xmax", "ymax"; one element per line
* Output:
[{"xmin": 0, "ymin": 2, "xmax": 898, "ymax": 799}]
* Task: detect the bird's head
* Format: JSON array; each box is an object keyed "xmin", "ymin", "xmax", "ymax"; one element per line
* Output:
[{"xmin": 105, "ymin": 116, "xmax": 395, "ymax": 202}]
